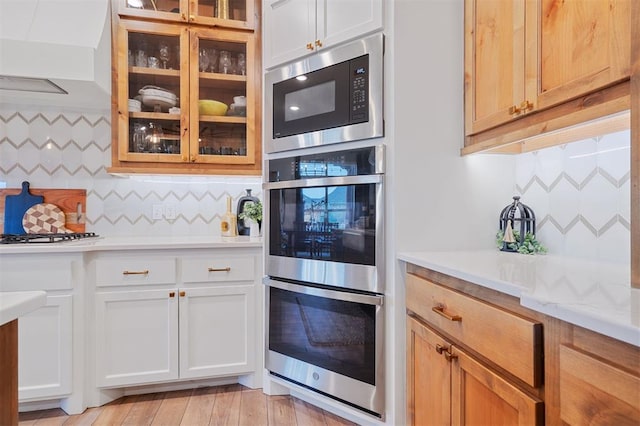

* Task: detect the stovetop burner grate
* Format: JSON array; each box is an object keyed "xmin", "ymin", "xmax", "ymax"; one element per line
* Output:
[{"xmin": 0, "ymin": 232, "xmax": 99, "ymax": 244}]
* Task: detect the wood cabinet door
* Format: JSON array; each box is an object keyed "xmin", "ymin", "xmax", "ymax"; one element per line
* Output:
[
  {"xmin": 451, "ymin": 346, "xmax": 543, "ymax": 426},
  {"xmin": 18, "ymin": 295, "xmax": 72, "ymax": 401},
  {"xmin": 178, "ymin": 285, "xmax": 255, "ymax": 378},
  {"xmin": 559, "ymin": 345, "xmax": 640, "ymax": 425},
  {"xmin": 95, "ymin": 289, "xmax": 179, "ymax": 387},
  {"xmin": 464, "ymin": 0, "xmax": 529, "ymax": 135},
  {"xmin": 263, "ymin": 0, "xmax": 316, "ymax": 69},
  {"xmin": 534, "ymin": 0, "xmax": 630, "ymax": 111},
  {"xmin": 407, "ymin": 316, "xmax": 451, "ymax": 426}
]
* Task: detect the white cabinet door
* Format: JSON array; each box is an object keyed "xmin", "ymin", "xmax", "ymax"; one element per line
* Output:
[
  {"xmin": 95, "ymin": 289, "xmax": 179, "ymax": 387},
  {"xmin": 264, "ymin": 0, "xmax": 315, "ymax": 68},
  {"xmin": 264, "ymin": 0, "xmax": 384, "ymax": 69},
  {"xmin": 319, "ymin": 0, "xmax": 383, "ymax": 51},
  {"xmin": 18, "ymin": 295, "xmax": 72, "ymax": 401},
  {"xmin": 179, "ymin": 285, "xmax": 256, "ymax": 379}
]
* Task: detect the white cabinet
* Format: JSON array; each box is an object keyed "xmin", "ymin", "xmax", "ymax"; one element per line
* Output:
[
  {"xmin": 179, "ymin": 285, "xmax": 255, "ymax": 378},
  {"xmin": 95, "ymin": 289, "xmax": 179, "ymax": 387},
  {"xmin": 18, "ymin": 295, "xmax": 73, "ymax": 400},
  {"xmin": 92, "ymin": 250, "xmax": 259, "ymax": 388},
  {"xmin": 264, "ymin": 0, "xmax": 383, "ymax": 68},
  {"xmin": 0, "ymin": 254, "xmax": 78, "ymax": 403}
]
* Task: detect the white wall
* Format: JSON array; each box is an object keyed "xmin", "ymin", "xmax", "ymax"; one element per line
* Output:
[{"xmin": 392, "ymin": 0, "xmax": 516, "ymax": 254}]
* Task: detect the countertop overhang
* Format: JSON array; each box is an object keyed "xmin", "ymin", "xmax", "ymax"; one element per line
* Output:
[
  {"xmin": 398, "ymin": 250, "xmax": 639, "ymax": 347},
  {"xmin": 0, "ymin": 291, "xmax": 46, "ymax": 326},
  {"xmin": 0, "ymin": 235, "xmax": 262, "ymax": 254}
]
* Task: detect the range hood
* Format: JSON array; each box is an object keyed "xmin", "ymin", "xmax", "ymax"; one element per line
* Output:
[{"xmin": 0, "ymin": 0, "xmax": 111, "ymax": 109}]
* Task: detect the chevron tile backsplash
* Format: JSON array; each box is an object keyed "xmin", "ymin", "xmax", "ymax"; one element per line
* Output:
[
  {"xmin": 0, "ymin": 106, "xmax": 631, "ymax": 262},
  {"xmin": 513, "ymin": 129, "xmax": 630, "ymax": 263},
  {"xmin": 0, "ymin": 106, "xmax": 261, "ymax": 237}
]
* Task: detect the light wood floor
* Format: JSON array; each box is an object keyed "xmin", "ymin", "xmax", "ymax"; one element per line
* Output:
[{"xmin": 18, "ymin": 384, "xmax": 359, "ymax": 426}]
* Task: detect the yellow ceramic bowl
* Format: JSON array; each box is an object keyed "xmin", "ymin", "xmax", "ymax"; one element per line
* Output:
[{"xmin": 199, "ymin": 100, "xmax": 228, "ymax": 116}]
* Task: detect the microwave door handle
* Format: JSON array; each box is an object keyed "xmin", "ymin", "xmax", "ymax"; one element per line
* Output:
[
  {"xmin": 263, "ymin": 174, "xmax": 383, "ymax": 190},
  {"xmin": 263, "ymin": 277, "xmax": 384, "ymax": 306}
]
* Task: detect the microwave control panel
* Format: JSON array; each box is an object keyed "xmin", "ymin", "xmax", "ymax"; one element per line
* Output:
[{"xmin": 350, "ymin": 55, "xmax": 369, "ymax": 124}]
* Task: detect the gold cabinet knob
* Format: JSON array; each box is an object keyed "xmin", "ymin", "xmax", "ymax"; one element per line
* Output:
[
  {"xmin": 315, "ymin": 39, "xmax": 323, "ymax": 47},
  {"xmin": 179, "ymin": 291, "xmax": 186, "ymax": 297},
  {"xmin": 189, "ymin": 14, "xmax": 195, "ymax": 21},
  {"xmin": 169, "ymin": 292, "xmax": 176, "ymax": 298},
  {"xmin": 520, "ymin": 100, "xmax": 534, "ymax": 111},
  {"xmin": 508, "ymin": 105, "xmax": 522, "ymax": 115},
  {"xmin": 306, "ymin": 42, "xmax": 314, "ymax": 50}
]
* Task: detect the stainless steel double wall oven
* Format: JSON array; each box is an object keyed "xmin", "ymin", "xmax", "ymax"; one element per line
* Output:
[{"xmin": 263, "ymin": 146, "xmax": 385, "ymax": 418}]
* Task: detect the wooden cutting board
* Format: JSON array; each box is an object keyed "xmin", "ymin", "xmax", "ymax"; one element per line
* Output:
[
  {"xmin": 3, "ymin": 181, "xmax": 44, "ymax": 234},
  {"xmin": 23, "ymin": 203, "xmax": 70, "ymax": 234},
  {"xmin": 0, "ymin": 188, "xmax": 86, "ymax": 234}
]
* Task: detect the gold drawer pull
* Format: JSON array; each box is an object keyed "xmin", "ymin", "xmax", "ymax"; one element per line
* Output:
[
  {"xmin": 208, "ymin": 267, "xmax": 231, "ymax": 272},
  {"xmin": 123, "ymin": 270, "xmax": 149, "ymax": 275},
  {"xmin": 432, "ymin": 304, "xmax": 462, "ymax": 322},
  {"xmin": 179, "ymin": 291, "xmax": 186, "ymax": 297}
]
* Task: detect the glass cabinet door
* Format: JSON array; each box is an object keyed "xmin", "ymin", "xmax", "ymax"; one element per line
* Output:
[
  {"xmin": 117, "ymin": 0, "xmax": 255, "ymax": 29},
  {"xmin": 190, "ymin": 28, "xmax": 256, "ymax": 165},
  {"xmin": 117, "ymin": 20, "xmax": 190, "ymax": 163},
  {"xmin": 117, "ymin": 0, "xmax": 187, "ymax": 22}
]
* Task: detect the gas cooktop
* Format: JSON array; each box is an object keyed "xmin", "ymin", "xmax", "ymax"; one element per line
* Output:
[{"xmin": 0, "ymin": 232, "xmax": 99, "ymax": 244}]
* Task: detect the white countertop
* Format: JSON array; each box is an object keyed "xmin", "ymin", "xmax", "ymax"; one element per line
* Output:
[
  {"xmin": 0, "ymin": 235, "xmax": 262, "ymax": 254},
  {"xmin": 0, "ymin": 291, "xmax": 46, "ymax": 326},
  {"xmin": 398, "ymin": 250, "xmax": 639, "ymax": 347}
]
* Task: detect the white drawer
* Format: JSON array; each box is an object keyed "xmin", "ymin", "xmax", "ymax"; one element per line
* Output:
[
  {"xmin": 180, "ymin": 255, "xmax": 255, "ymax": 283},
  {"xmin": 0, "ymin": 254, "xmax": 76, "ymax": 291},
  {"xmin": 95, "ymin": 257, "xmax": 177, "ymax": 287}
]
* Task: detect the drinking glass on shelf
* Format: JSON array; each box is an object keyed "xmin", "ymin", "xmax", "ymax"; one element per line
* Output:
[
  {"xmin": 158, "ymin": 42, "xmax": 170, "ymax": 69},
  {"xmin": 219, "ymin": 50, "xmax": 231, "ymax": 74},
  {"xmin": 207, "ymin": 48, "xmax": 218, "ymax": 73},
  {"xmin": 236, "ymin": 53, "xmax": 246, "ymax": 75},
  {"xmin": 199, "ymin": 47, "xmax": 210, "ymax": 72}
]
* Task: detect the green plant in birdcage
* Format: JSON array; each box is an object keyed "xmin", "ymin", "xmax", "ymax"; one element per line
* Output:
[
  {"xmin": 238, "ymin": 200, "xmax": 262, "ymax": 223},
  {"xmin": 496, "ymin": 229, "xmax": 547, "ymax": 255}
]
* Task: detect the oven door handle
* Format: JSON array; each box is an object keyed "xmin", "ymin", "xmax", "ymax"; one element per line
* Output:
[
  {"xmin": 263, "ymin": 277, "xmax": 384, "ymax": 306},
  {"xmin": 263, "ymin": 174, "xmax": 383, "ymax": 190}
]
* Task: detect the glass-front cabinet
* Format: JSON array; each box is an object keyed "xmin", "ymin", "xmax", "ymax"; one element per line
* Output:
[
  {"xmin": 110, "ymin": 1, "xmax": 260, "ymax": 175},
  {"xmin": 117, "ymin": 0, "xmax": 256, "ymax": 30}
]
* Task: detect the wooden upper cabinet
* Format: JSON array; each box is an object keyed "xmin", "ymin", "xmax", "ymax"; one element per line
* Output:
[
  {"xmin": 535, "ymin": 0, "xmax": 630, "ymax": 110},
  {"xmin": 465, "ymin": 0, "xmax": 631, "ymax": 139},
  {"xmin": 464, "ymin": 0, "xmax": 528, "ymax": 135},
  {"xmin": 116, "ymin": 0, "xmax": 256, "ymax": 30}
]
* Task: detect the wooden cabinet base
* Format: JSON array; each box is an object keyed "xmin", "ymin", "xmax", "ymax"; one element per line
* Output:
[{"xmin": 0, "ymin": 320, "xmax": 18, "ymax": 426}]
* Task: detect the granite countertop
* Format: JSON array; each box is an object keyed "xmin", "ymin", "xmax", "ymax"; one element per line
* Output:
[
  {"xmin": 0, "ymin": 235, "xmax": 263, "ymax": 254},
  {"xmin": 0, "ymin": 291, "xmax": 46, "ymax": 326},
  {"xmin": 398, "ymin": 250, "xmax": 639, "ymax": 347}
]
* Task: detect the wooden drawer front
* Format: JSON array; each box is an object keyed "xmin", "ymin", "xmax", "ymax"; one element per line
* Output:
[
  {"xmin": 95, "ymin": 257, "xmax": 176, "ymax": 287},
  {"xmin": 406, "ymin": 274, "xmax": 542, "ymax": 387},
  {"xmin": 180, "ymin": 255, "xmax": 255, "ymax": 284},
  {"xmin": 560, "ymin": 345, "xmax": 640, "ymax": 425},
  {"xmin": 0, "ymin": 255, "xmax": 75, "ymax": 291}
]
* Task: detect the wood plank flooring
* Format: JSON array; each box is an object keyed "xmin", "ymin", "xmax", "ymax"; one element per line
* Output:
[{"xmin": 18, "ymin": 384, "xmax": 359, "ymax": 426}]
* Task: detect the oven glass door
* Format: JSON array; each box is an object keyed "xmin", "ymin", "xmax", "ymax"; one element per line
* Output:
[
  {"xmin": 267, "ymin": 280, "xmax": 381, "ymax": 385},
  {"xmin": 268, "ymin": 180, "xmax": 377, "ymax": 265}
]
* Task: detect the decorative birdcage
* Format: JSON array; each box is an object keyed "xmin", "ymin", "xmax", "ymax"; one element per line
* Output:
[{"xmin": 498, "ymin": 196, "xmax": 536, "ymax": 252}]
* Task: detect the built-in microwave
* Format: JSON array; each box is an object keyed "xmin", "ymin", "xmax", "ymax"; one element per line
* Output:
[{"xmin": 265, "ymin": 33, "xmax": 384, "ymax": 153}]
